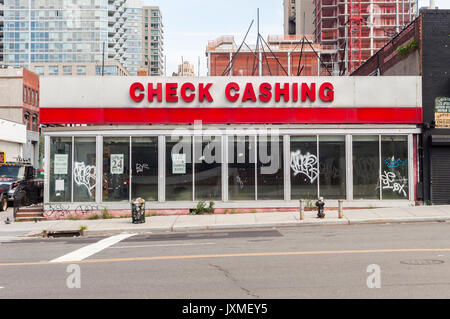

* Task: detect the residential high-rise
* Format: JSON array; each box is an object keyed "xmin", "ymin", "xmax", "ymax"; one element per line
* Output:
[
  {"xmin": 313, "ymin": 0, "xmax": 418, "ymax": 74},
  {"xmin": 0, "ymin": 0, "xmax": 143, "ymax": 75},
  {"xmin": 284, "ymin": 0, "xmax": 315, "ymax": 35},
  {"xmin": 142, "ymin": 6, "xmax": 164, "ymax": 76},
  {"xmin": 118, "ymin": 0, "xmax": 144, "ymax": 75}
]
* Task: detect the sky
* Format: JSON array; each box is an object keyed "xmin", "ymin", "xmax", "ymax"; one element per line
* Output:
[{"xmin": 143, "ymin": 0, "xmax": 450, "ymax": 77}]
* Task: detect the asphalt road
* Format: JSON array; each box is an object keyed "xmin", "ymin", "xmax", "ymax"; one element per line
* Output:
[{"xmin": 0, "ymin": 222, "xmax": 450, "ymax": 298}]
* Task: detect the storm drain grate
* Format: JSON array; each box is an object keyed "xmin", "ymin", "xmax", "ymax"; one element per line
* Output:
[
  {"xmin": 46, "ymin": 230, "xmax": 81, "ymax": 238},
  {"xmin": 400, "ymin": 259, "xmax": 445, "ymax": 265}
]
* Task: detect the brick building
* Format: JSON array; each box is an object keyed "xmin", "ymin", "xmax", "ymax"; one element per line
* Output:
[
  {"xmin": 352, "ymin": 9, "xmax": 450, "ymax": 204},
  {"xmin": 0, "ymin": 67, "xmax": 40, "ymax": 166},
  {"xmin": 314, "ymin": 0, "xmax": 418, "ymax": 74},
  {"xmin": 206, "ymin": 35, "xmax": 325, "ymax": 76}
]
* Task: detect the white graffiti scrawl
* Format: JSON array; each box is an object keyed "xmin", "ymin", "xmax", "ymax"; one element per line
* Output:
[
  {"xmin": 290, "ymin": 150, "xmax": 318, "ymax": 183},
  {"xmin": 381, "ymin": 171, "xmax": 407, "ymax": 197},
  {"xmin": 73, "ymin": 162, "xmax": 96, "ymax": 196}
]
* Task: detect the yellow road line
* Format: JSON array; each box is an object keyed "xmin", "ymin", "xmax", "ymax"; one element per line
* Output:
[{"xmin": 1, "ymin": 248, "xmax": 449, "ymax": 267}]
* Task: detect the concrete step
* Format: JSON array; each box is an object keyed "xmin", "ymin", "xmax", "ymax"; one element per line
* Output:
[
  {"xmin": 15, "ymin": 216, "xmax": 46, "ymax": 222},
  {"xmin": 17, "ymin": 206, "xmax": 44, "ymax": 213},
  {"xmin": 16, "ymin": 212, "xmax": 44, "ymax": 218}
]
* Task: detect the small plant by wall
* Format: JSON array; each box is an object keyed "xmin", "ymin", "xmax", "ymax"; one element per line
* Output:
[
  {"xmin": 396, "ymin": 40, "xmax": 419, "ymax": 57},
  {"xmin": 101, "ymin": 208, "xmax": 113, "ymax": 219},
  {"xmin": 190, "ymin": 201, "xmax": 215, "ymax": 215}
]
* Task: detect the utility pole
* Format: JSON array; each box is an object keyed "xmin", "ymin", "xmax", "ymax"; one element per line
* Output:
[{"xmin": 257, "ymin": 8, "xmax": 261, "ymax": 76}]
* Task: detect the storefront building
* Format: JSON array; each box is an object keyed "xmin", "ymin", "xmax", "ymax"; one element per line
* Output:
[{"xmin": 40, "ymin": 76, "xmax": 421, "ymax": 216}]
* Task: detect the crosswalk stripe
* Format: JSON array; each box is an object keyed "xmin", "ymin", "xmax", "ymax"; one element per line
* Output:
[{"xmin": 50, "ymin": 233, "xmax": 136, "ymax": 262}]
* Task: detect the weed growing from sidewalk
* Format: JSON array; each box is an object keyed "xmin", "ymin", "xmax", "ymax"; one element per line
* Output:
[
  {"xmin": 87, "ymin": 214, "xmax": 100, "ymax": 220},
  {"xmin": 190, "ymin": 201, "xmax": 215, "ymax": 215},
  {"xmin": 79, "ymin": 225, "xmax": 87, "ymax": 236},
  {"xmin": 101, "ymin": 208, "xmax": 113, "ymax": 219}
]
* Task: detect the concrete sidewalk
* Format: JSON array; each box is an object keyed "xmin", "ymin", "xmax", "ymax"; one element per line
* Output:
[{"xmin": 1, "ymin": 205, "xmax": 450, "ymax": 237}]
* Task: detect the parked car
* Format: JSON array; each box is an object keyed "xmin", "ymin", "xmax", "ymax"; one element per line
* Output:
[{"xmin": 0, "ymin": 162, "xmax": 43, "ymax": 211}]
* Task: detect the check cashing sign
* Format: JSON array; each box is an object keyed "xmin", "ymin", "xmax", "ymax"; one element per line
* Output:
[{"xmin": 39, "ymin": 76, "xmax": 422, "ymax": 125}]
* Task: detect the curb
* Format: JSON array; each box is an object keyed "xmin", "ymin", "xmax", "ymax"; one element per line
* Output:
[
  {"xmin": 81, "ymin": 216, "xmax": 449, "ymax": 236},
  {"xmin": 13, "ymin": 215, "xmax": 450, "ymax": 237},
  {"xmin": 348, "ymin": 216, "xmax": 450, "ymax": 225}
]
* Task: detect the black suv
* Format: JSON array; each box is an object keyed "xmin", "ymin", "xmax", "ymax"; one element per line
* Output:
[{"xmin": 0, "ymin": 162, "xmax": 43, "ymax": 211}]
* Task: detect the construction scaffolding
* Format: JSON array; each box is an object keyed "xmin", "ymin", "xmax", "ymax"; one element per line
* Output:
[
  {"xmin": 206, "ymin": 34, "xmax": 325, "ymax": 76},
  {"xmin": 313, "ymin": 0, "xmax": 418, "ymax": 74}
]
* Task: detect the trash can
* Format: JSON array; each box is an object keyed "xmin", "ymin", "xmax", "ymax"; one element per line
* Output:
[{"xmin": 131, "ymin": 197, "xmax": 146, "ymax": 224}]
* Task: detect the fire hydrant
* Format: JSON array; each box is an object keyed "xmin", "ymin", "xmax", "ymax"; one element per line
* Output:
[{"xmin": 316, "ymin": 196, "xmax": 325, "ymax": 219}]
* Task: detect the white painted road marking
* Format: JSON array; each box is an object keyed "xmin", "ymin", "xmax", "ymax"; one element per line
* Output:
[
  {"xmin": 50, "ymin": 233, "xmax": 136, "ymax": 263},
  {"xmin": 110, "ymin": 242, "xmax": 216, "ymax": 249}
]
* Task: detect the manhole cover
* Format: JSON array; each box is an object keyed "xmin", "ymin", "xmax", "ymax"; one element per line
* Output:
[{"xmin": 400, "ymin": 259, "xmax": 444, "ymax": 265}]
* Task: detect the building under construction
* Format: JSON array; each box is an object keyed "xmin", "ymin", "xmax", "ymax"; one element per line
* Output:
[
  {"xmin": 313, "ymin": 0, "xmax": 418, "ymax": 74},
  {"xmin": 206, "ymin": 34, "xmax": 325, "ymax": 76}
]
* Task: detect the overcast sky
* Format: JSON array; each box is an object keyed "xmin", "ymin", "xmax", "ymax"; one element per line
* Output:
[{"xmin": 143, "ymin": 0, "xmax": 450, "ymax": 76}]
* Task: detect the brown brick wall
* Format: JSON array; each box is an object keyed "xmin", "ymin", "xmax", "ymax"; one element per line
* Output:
[
  {"xmin": 22, "ymin": 68, "xmax": 40, "ymax": 131},
  {"xmin": 351, "ymin": 16, "xmax": 422, "ymax": 76},
  {"xmin": 210, "ymin": 51, "xmax": 320, "ymax": 76}
]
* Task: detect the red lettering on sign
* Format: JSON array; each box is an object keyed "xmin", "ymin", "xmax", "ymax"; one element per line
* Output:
[
  {"xmin": 319, "ymin": 82, "xmax": 334, "ymax": 102},
  {"xmin": 275, "ymin": 83, "xmax": 289, "ymax": 102},
  {"xmin": 180, "ymin": 82, "xmax": 195, "ymax": 102},
  {"xmin": 147, "ymin": 83, "xmax": 162, "ymax": 102},
  {"xmin": 242, "ymin": 83, "xmax": 257, "ymax": 102},
  {"xmin": 301, "ymin": 83, "xmax": 316, "ymax": 102},
  {"xmin": 165, "ymin": 83, "xmax": 178, "ymax": 102},
  {"xmin": 292, "ymin": 83, "xmax": 298, "ymax": 102},
  {"xmin": 225, "ymin": 82, "xmax": 240, "ymax": 102},
  {"xmin": 199, "ymin": 83, "xmax": 213, "ymax": 102},
  {"xmin": 259, "ymin": 83, "xmax": 272, "ymax": 102},
  {"xmin": 129, "ymin": 82, "xmax": 144, "ymax": 102},
  {"xmin": 129, "ymin": 81, "xmax": 334, "ymax": 104}
]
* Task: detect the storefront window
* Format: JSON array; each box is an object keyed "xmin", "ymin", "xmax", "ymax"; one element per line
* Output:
[
  {"xmin": 73, "ymin": 137, "xmax": 96, "ymax": 202},
  {"xmin": 194, "ymin": 136, "xmax": 221, "ymax": 200},
  {"xmin": 319, "ymin": 136, "xmax": 346, "ymax": 199},
  {"xmin": 166, "ymin": 136, "xmax": 193, "ymax": 201},
  {"xmin": 257, "ymin": 136, "xmax": 283, "ymax": 200},
  {"xmin": 131, "ymin": 137, "xmax": 158, "ymax": 201},
  {"xmin": 290, "ymin": 136, "xmax": 318, "ymax": 200},
  {"xmin": 353, "ymin": 136, "xmax": 380, "ymax": 199},
  {"xmin": 228, "ymin": 136, "xmax": 256, "ymax": 200},
  {"xmin": 103, "ymin": 137, "xmax": 130, "ymax": 202},
  {"xmin": 381, "ymin": 136, "xmax": 408, "ymax": 199},
  {"xmin": 49, "ymin": 137, "xmax": 72, "ymax": 202}
]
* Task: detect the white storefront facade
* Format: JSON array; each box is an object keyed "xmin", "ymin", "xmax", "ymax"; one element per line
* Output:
[
  {"xmin": 40, "ymin": 76, "xmax": 422, "ymax": 217},
  {"xmin": 0, "ymin": 118, "xmax": 27, "ymax": 163}
]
